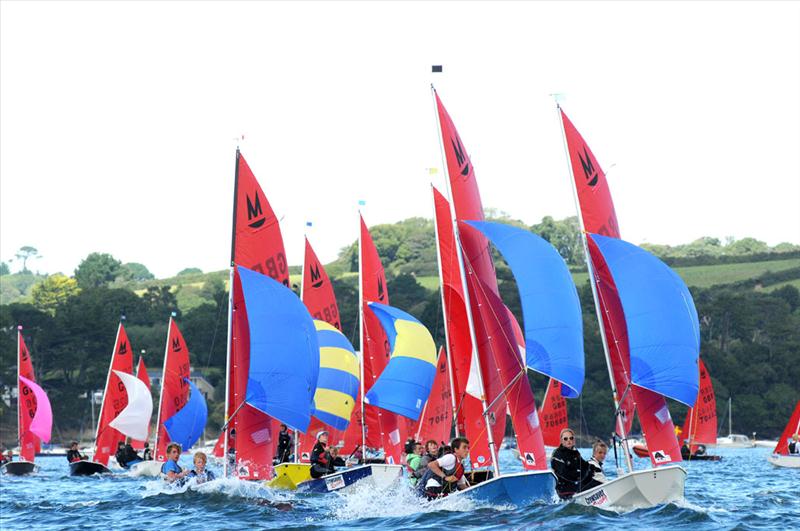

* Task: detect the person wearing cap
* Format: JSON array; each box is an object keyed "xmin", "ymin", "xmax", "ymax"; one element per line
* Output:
[{"xmin": 310, "ymin": 431, "xmax": 335, "ymax": 478}]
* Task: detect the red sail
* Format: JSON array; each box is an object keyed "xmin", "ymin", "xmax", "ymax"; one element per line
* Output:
[
  {"xmin": 213, "ymin": 430, "xmax": 225, "ymax": 458},
  {"xmin": 94, "ymin": 322, "xmax": 134, "ymax": 466},
  {"xmin": 360, "ymin": 216, "xmax": 405, "ymax": 463},
  {"xmin": 131, "ymin": 356, "xmax": 152, "ymax": 450},
  {"xmin": 413, "ymin": 347, "xmax": 452, "ymax": 445},
  {"xmin": 17, "ymin": 331, "xmax": 40, "ymax": 462},
  {"xmin": 468, "ymin": 274, "xmax": 546, "ymax": 471},
  {"xmin": 774, "ymin": 400, "xmax": 800, "ymax": 455},
  {"xmin": 434, "ymin": 93, "xmax": 508, "ymax": 468},
  {"xmin": 433, "ymin": 187, "xmax": 496, "ymax": 468},
  {"xmin": 681, "ymin": 359, "xmax": 717, "ymax": 452},
  {"xmin": 227, "ymin": 150, "xmax": 288, "ymax": 479},
  {"xmin": 539, "ymin": 379, "xmax": 568, "ymax": 448},
  {"xmin": 298, "ymin": 238, "xmax": 345, "ymax": 461},
  {"xmin": 154, "ymin": 318, "xmax": 192, "ymax": 461},
  {"xmin": 563, "ymin": 109, "xmax": 682, "ymax": 466}
]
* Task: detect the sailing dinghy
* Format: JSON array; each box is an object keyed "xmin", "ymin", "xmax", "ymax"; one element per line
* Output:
[
  {"xmin": 131, "ymin": 315, "xmax": 208, "ymax": 477},
  {"xmin": 559, "ymin": 108, "xmax": 698, "ymax": 509},
  {"xmin": 71, "ymin": 319, "xmax": 153, "ymax": 476},
  {"xmin": 2, "ymin": 327, "xmax": 52, "ymax": 476},
  {"xmin": 768, "ymin": 400, "xmax": 800, "ymax": 468}
]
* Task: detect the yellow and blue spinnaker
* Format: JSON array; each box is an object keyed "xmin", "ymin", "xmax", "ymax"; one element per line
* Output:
[
  {"xmin": 312, "ymin": 320, "xmax": 360, "ymax": 431},
  {"xmin": 364, "ymin": 303, "xmax": 436, "ymax": 421}
]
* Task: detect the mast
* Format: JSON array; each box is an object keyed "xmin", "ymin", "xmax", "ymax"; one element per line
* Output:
[
  {"xmin": 430, "ymin": 184, "xmax": 460, "ymax": 437},
  {"xmin": 357, "ymin": 211, "xmax": 367, "ymax": 455},
  {"xmin": 222, "ymin": 148, "xmax": 240, "ymax": 477},
  {"xmin": 296, "ymin": 231, "xmax": 308, "ymax": 464},
  {"xmin": 16, "ymin": 326, "xmax": 21, "ymax": 450},
  {"xmin": 431, "ymin": 85, "xmax": 500, "ymax": 477},
  {"xmin": 153, "ymin": 313, "xmax": 174, "ymax": 457},
  {"xmin": 556, "ymin": 103, "xmax": 634, "ymax": 473},
  {"xmin": 94, "ymin": 317, "xmax": 124, "ymax": 459},
  {"xmin": 729, "ymin": 397, "xmax": 732, "ymax": 437}
]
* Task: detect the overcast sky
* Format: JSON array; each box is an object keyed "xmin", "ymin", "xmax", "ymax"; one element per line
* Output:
[{"xmin": 2, "ymin": 1, "xmax": 799, "ymax": 278}]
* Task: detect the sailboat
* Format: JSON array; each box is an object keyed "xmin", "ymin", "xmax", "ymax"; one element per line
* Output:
[
  {"xmin": 715, "ymin": 397, "xmax": 755, "ymax": 448},
  {"xmin": 539, "ymin": 379, "xmax": 568, "ymax": 449},
  {"xmin": 428, "ymin": 89, "xmax": 590, "ymax": 505},
  {"xmin": 131, "ymin": 314, "xmax": 209, "ymax": 477},
  {"xmin": 768, "ymin": 400, "xmax": 800, "ymax": 468},
  {"xmin": 70, "ymin": 318, "xmax": 153, "ymax": 476},
  {"xmin": 222, "ymin": 149, "xmax": 320, "ymax": 481},
  {"xmin": 559, "ymin": 107, "xmax": 698, "ymax": 508},
  {"xmin": 2, "ymin": 326, "xmax": 52, "ymax": 476},
  {"xmin": 633, "ymin": 359, "xmax": 721, "ymax": 461}
]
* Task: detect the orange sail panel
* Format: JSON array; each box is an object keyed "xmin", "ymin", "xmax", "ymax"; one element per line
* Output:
[
  {"xmin": 562, "ymin": 109, "xmax": 681, "ymax": 466},
  {"xmin": 413, "ymin": 347, "xmax": 453, "ymax": 445},
  {"xmin": 681, "ymin": 359, "xmax": 717, "ymax": 451},
  {"xmin": 774, "ymin": 400, "xmax": 800, "ymax": 455},
  {"xmin": 434, "ymin": 93, "xmax": 508, "ymax": 468},
  {"xmin": 432, "ymin": 187, "xmax": 495, "ymax": 468},
  {"xmin": 360, "ymin": 216, "xmax": 404, "ymax": 463},
  {"xmin": 131, "ymin": 356, "xmax": 152, "ymax": 451},
  {"xmin": 94, "ymin": 322, "xmax": 134, "ymax": 466},
  {"xmin": 539, "ymin": 379, "xmax": 568, "ymax": 448},
  {"xmin": 227, "ymin": 149, "xmax": 289, "ymax": 480},
  {"xmin": 154, "ymin": 318, "xmax": 192, "ymax": 461},
  {"xmin": 17, "ymin": 332, "xmax": 39, "ymax": 461}
]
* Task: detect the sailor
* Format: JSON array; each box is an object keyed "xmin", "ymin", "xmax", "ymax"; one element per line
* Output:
[
  {"xmin": 681, "ymin": 441, "xmax": 692, "ymax": 460},
  {"xmin": 66, "ymin": 441, "xmax": 87, "ymax": 463},
  {"xmin": 329, "ymin": 446, "xmax": 347, "ymax": 467},
  {"xmin": 142, "ymin": 441, "xmax": 153, "ymax": 461},
  {"xmin": 582, "ymin": 440, "xmax": 608, "ymax": 490},
  {"xmin": 418, "ymin": 437, "xmax": 470, "ymax": 500},
  {"xmin": 406, "ymin": 442, "xmax": 424, "ymax": 486},
  {"xmin": 310, "ymin": 431, "xmax": 335, "ymax": 478},
  {"xmin": 550, "ymin": 428, "xmax": 591, "ymax": 499},
  {"xmin": 188, "ymin": 451, "xmax": 216, "ymax": 484},
  {"xmin": 161, "ymin": 442, "xmax": 190, "ymax": 483},
  {"xmin": 0, "ymin": 449, "xmax": 8, "ymax": 465},
  {"xmin": 115, "ymin": 440, "xmax": 143, "ymax": 469},
  {"xmin": 790, "ymin": 434, "xmax": 800, "ymax": 454},
  {"xmin": 276, "ymin": 424, "xmax": 292, "ymax": 463}
]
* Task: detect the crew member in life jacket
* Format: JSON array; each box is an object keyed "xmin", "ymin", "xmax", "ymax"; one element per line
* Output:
[
  {"xmin": 581, "ymin": 440, "xmax": 608, "ymax": 491},
  {"xmin": 115, "ymin": 440, "xmax": 143, "ymax": 469},
  {"xmin": 276, "ymin": 424, "xmax": 292, "ymax": 464},
  {"xmin": 417, "ymin": 437, "xmax": 470, "ymax": 500},
  {"xmin": 310, "ymin": 431, "xmax": 335, "ymax": 479},
  {"xmin": 550, "ymin": 428, "xmax": 591, "ymax": 499},
  {"xmin": 66, "ymin": 441, "xmax": 87, "ymax": 463},
  {"xmin": 789, "ymin": 434, "xmax": 800, "ymax": 454}
]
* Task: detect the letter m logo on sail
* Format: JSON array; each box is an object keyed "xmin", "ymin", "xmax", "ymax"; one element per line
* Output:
[
  {"xmin": 579, "ymin": 145, "xmax": 599, "ymax": 187},
  {"xmin": 451, "ymin": 136, "xmax": 471, "ymax": 177},
  {"xmin": 309, "ymin": 262, "xmax": 323, "ymax": 288},
  {"xmin": 246, "ymin": 192, "xmax": 265, "ymax": 228}
]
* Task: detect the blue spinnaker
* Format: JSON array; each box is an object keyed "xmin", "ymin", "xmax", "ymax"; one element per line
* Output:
[
  {"xmin": 312, "ymin": 320, "xmax": 360, "ymax": 431},
  {"xmin": 588, "ymin": 234, "xmax": 700, "ymax": 406},
  {"xmin": 163, "ymin": 379, "xmax": 208, "ymax": 451},
  {"xmin": 464, "ymin": 220, "xmax": 585, "ymax": 398},
  {"xmin": 364, "ymin": 302, "xmax": 436, "ymax": 421},
  {"xmin": 237, "ymin": 265, "xmax": 320, "ymax": 432}
]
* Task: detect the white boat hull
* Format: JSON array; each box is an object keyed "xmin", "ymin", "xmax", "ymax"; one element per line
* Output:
[
  {"xmin": 714, "ymin": 435, "xmax": 755, "ymax": 448},
  {"xmin": 369, "ymin": 464, "xmax": 404, "ymax": 489},
  {"xmin": 129, "ymin": 460, "xmax": 163, "ymax": 477},
  {"xmin": 767, "ymin": 454, "xmax": 800, "ymax": 468},
  {"xmin": 572, "ymin": 465, "xmax": 686, "ymax": 510}
]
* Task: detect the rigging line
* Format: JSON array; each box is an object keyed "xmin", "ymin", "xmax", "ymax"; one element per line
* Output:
[{"xmin": 202, "ymin": 283, "xmax": 228, "ymax": 373}]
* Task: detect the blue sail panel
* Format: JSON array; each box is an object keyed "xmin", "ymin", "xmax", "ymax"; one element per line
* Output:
[
  {"xmin": 312, "ymin": 320, "xmax": 360, "ymax": 431},
  {"xmin": 464, "ymin": 220, "xmax": 585, "ymax": 398},
  {"xmin": 364, "ymin": 302, "xmax": 437, "ymax": 420},
  {"xmin": 588, "ymin": 234, "xmax": 700, "ymax": 406},
  {"xmin": 237, "ymin": 266, "xmax": 320, "ymax": 432},
  {"xmin": 163, "ymin": 379, "xmax": 208, "ymax": 451}
]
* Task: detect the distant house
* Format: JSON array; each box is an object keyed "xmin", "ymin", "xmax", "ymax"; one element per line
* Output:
[{"xmin": 147, "ymin": 370, "xmax": 216, "ymax": 401}]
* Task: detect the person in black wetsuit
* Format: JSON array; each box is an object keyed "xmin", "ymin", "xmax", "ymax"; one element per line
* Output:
[
  {"xmin": 310, "ymin": 431, "xmax": 335, "ymax": 478},
  {"xmin": 276, "ymin": 424, "xmax": 292, "ymax": 463},
  {"xmin": 550, "ymin": 428, "xmax": 591, "ymax": 499},
  {"xmin": 142, "ymin": 442, "xmax": 153, "ymax": 461},
  {"xmin": 66, "ymin": 441, "xmax": 87, "ymax": 463},
  {"xmin": 115, "ymin": 441, "xmax": 142, "ymax": 469}
]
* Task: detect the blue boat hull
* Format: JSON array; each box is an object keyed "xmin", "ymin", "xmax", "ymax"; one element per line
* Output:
[
  {"xmin": 296, "ymin": 465, "xmax": 373, "ymax": 493},
  {"xmin": 456, "ymin": 471, "xmax": 557, "ymax": 506}
]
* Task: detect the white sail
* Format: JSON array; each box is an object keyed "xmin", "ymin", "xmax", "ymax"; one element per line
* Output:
[{"xmin": 108, "ymin": 370, "xmax": 153, "ymax": 441}]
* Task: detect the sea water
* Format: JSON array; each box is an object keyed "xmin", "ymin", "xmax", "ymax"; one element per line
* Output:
[{"xmin": 1, "ymin": 447, "xmax": 798, "ymax": 530}]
